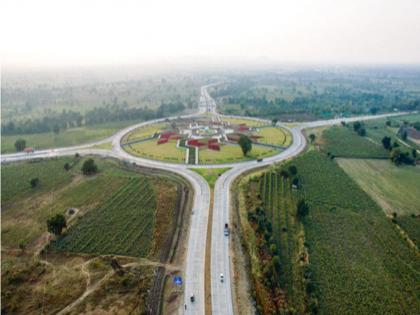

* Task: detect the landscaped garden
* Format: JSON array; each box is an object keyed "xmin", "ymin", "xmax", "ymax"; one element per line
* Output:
[{"xmin": 121, "ymin": 115, "xmax": 289, "ymax": 165}]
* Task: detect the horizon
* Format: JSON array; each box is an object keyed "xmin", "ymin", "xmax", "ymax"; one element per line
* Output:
[{"xmin": 2, "ymin": 0, "xmax": 420, "ymax": 68}]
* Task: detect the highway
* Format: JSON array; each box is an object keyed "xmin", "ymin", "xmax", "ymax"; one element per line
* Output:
[{"xmin": 1, "ymin": 83, "xmax": 411, "ymax": 315}]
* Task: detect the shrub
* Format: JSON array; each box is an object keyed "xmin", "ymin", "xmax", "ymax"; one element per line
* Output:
[{"xmin": 82, "ymin": 158, "xmax": 98, "ymax": 175}]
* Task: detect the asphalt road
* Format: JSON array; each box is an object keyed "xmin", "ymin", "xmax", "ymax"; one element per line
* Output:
[{"xmin": 1, "ymin": 83, "xmax": 411, "ymax": 315}]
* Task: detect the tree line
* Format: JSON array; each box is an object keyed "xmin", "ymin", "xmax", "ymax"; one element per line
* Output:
[{"xmin": 2, "ymin": 102, "xmax": 186, "ymax": 135}]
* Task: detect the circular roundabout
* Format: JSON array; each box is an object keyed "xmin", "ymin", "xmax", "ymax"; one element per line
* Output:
[{"xmin": 120, "ymin": 115, "xmax": 292, "ymax": 165}]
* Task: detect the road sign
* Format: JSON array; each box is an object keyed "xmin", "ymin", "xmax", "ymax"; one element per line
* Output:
[{"xmin": 173, "ymin": 276, "xmax": 182, "ymax": 285}]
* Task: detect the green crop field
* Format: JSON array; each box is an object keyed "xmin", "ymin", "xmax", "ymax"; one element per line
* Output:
[
  {"xmin": 322, "ymin": 126, "xmax": 388, "ymax": 158},
  {"xmin": 1, "ymin": 120, "xmax": 136, "ymax": 153},
  {"xmin": 255, "ymin": 127, "xmax": 292, "ymax": 146},
  {"xmin": 280, "ymin": 151, "xmax": 419, "ymax": 314},
  {"xmin": 198, "ymin": 143, "xmax": 278, "ymax": 164},
  {"xmin": 336, "ymin": 159, "xmax": 420, "ymax": 216},
  {"xmin": 126, "ymin": 139, "xmax": 186, "ymax": 163},
  {"xmin": 51, "ymin": 177, "xmax": 156, "ymax": 257}
]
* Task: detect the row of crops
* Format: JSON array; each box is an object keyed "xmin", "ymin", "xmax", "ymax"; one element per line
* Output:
[
  {"xmin": 51, "ymin": 176, "xmax": 156, "ymax": 257},
  {"xmin": 284, "ymin": 151, "xmax": 420, "ymax": 314}
]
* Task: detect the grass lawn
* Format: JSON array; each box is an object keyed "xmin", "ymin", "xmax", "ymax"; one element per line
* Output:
[
  {"xmin": 190, "ymin": 168, "xmax": 230, "ymax": 188},
  {"xmin": 198, "ymin": 143, "xmax": 279, "ymax": 164},
  {"xmin": 1, "ymin": 120, "xmax": 136, "ymax": 153},
  {"xmin": 255, "ymin": 127, "xmax": 292, "ymax": 146},
  {"xmin": 92, "ymin": 141, "xmax": 113, "ymax": 150},
  {"xmin": 337, "ymin": 159, "xmax": 420, "ymax": 216},
  {"xmin": 221, "ymin": 116, "xmax": 268, "ymax": 127},
  {"xmin": 126, "ymin": 139, "xmax": 186, "ymax": 163},
  {"xmin": 122, "ymin": 123, "xmax": 167, "ymax": 143}
]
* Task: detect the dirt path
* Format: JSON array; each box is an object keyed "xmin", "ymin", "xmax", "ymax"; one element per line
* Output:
[{"xmin": 55, "ymin": 257, "xmax": 179, "ymax": 315}]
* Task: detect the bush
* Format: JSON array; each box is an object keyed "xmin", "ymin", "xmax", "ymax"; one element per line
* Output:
[
  {"xmin": 14, "ymin": 139, "xmax": 26, "ymax": 152},
  {"xmin": 82, "ymin": 158, "xmax": 98, "ymax": 175},
  {"xmin": 297, "ymin": 199, "xmax": 309, "ymax": 220},
  {"xmin": 47, "ymin": 214, "xmax": 67, "ymax": 235},
  {"xmin": 29, "ymin": 177, "xmax": 39, "ymax": 188}
]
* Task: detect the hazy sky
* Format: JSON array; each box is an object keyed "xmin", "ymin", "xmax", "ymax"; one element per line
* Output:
[{"xmin": 1, "ymin": 0, "xmax": 420, "ymax": 67}]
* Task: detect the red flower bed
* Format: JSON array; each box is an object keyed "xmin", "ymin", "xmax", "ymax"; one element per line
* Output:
[
  {"xmin": 187, "ymin": 139, "xmax": 206, "ymax": 147},
  {"xmin": 157, "ymin": 138, "xmax": 169, "ymax": 145},
  {"xmin": 161, "ymin": 131, "xmax": 176, "ymax": 139},
  {"xmin": 208, "ymin": 143, "xmax": 220, "ymax": 151}
]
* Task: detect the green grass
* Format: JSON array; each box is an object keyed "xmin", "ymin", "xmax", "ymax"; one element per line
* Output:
[
  {"xmin": 122, "ymin": 123, "xmax": 167, "ymax": 144},
  {"xmin": 322, "ymin": 126, "xmax": 388, "ymax": 158},
  {"xmin": 1, "ymin": 157, "xmax": 134, "ymax": 249},
  {"xmin": 285, "ymin": 151, "xmax": 419, "ymax": 314},
  {"xmin": 190, "ymin": 168, "xmax": 230, "ymax": 188},
  {"xmin": 51, "ymin": 177, "xmax": 156, "ymax": 257},
  {"xmin": 125, "ymin": 139, "xmax": 186, "ymax": 163},
  {"xmin": 255, "ymin": 127, "xmax": 292, "ymax": 146},
  {"xmin": 1, "ymin": 157, "xmax": 75, "ymax": 205},
  {"xmin": 395, "ymin": 215, "xmax": 420, "ymax": 247},
  {"xmin": 1, "ymin": 120, "xmax": 136, "ymax": 153},
  {"xmin": 221, "ymin": 116, "xmax": 268, "ymax": 127},
  {"xmin": 337, "ymin": 159, "xmax": 420, "ymax": 216},
  {"xmin": 198, "ymin": 143, "xmax": 279, "ymax": 164}
]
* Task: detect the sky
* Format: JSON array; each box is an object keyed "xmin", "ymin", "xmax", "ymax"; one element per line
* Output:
[{"xmin": 1, "ymin": 0, "xmax": 420, "ymax": 67}]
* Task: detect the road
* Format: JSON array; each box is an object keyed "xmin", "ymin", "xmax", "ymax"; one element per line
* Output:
[{"xmin": 1, "ymin": 83, "xmax": 411, "ymax": 315}]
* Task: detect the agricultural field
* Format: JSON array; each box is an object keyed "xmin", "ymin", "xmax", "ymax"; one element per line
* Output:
[
  {"xmin": 1, "ymin": 156, "xmax": 188, "ymax": 314},
  {"xmin": 336, "ymin": 159, "xmax": 420, "ymax": 216},
  {"xmin": 239, "ymin": 151, "xmax": 420, "ymax": 314},
  {"xmin": 126, "ymin": 139, "xmax": 186, "ymax": 163},
  {"xmin": 322, "ymin": 126, "xmax": 388, "ymax": 158},
  {"xmin": 255, "ymin": 127, "xmax": 292, "ymax": 147},
  {"xmin": 1, "ymin": 120, "xmax": 135, "ymax": 153},
  {"xmin": 198, "ymin": 143, "xmax": 278, "ymax": 164},
  {"xmin": 51, "ymin": 177, "xmax": 156, "ymax": 257}
]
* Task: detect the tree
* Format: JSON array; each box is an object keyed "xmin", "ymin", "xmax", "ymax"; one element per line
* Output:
[
  {"xmin": 64, "ymin": 162, "xmax": 71, "ymax": 171},
  {"xmin": 82, "ymin": 158, "xmax": 98, "ymax": 175},
  {"xmin": 382, "ymin": 136, "xmax": 391, "ymax": 150},
  {"xmin": 309, "ymin": 134, "xmax": 316, "ymax": 143},
  {"xmin": 297, "ymin": 199, "xmax": 309, "ymax": 220},
  {"xmin": 358, "ymin": 127, "xmax": 366, "ymax": 136},
  {"xmin": 30, "ymin": 177, "xmax": 39, "ymax": 188},
  {"xmin": 412, "ymin": 149, "xmax": 417, "ymax": 159},
  {"xmin": 288, "ymin": 165, "xmax": 297, "ymax": 175},
  {"xmin": 386, "ymin": 120, "xmax": 392, "ymax": 127},
  {"xmin": 14, "ymin": 138, "xmax": 26, "ymax": 152},
  {"xmin": 271, "ymin": 118, "xmax": 278, "ymax": 126},
  {"xmin": 353, "ymin": 121, "xmax": 362, "ymax": 133},
  {"xmin": 47, "ymin": 214, "xmax": 66, "ymax": 235},
  {"xmin": 401, "ymin": 131, "xmax": 407, "ymax": 141},
  {"xmin": 238, "ymin": 135, "xmax": 252, "ymax": 156},
  {"xmin": 279, "ymin": 169, "xmax": 289, "ymax": 178}
]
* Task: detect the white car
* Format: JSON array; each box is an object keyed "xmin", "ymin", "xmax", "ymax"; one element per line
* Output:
[{"xmin": 220, "ymin": 273, "xmax": 224, "ymax": 282}]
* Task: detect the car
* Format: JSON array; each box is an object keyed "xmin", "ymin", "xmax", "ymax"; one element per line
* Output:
[
  {"xmin": 190, "ymin": 294, "xmax": 195, "ymax": 303},
  {"xmin": 220, "ymin": 273, "xmax": 224, "ymax": 282},
  {"xmin": 224, "ymin": 223, "xmax": 229, "ymax": 236}
]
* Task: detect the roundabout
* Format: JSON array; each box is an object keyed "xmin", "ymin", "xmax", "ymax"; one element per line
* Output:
[{"xmin": 120, "ymin": 114, "xmax": 292, "ymax": 165}]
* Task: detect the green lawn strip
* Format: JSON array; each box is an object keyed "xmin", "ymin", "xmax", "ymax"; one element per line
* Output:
[{"xmin": 190, "ymin": 168, "xmax": 230, "ymax": 188}]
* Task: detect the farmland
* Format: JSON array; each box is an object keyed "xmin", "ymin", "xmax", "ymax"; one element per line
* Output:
[
  {"xmin": 1, "ymin": 120, "xmax": 136, "ymax": 153},
  {"xmin": 336, "ymin": 159, "xmax": 420, "ymax": 216},
  {"xmin": 51, "ymin": 177, "xmax": 156, "ymax": 257},
  {"xmin": 1, "ymin": 156, "xmax": 189, "ymax": 314},
  {"xmin": 322, "ymin": 126, "xmax": 389, "ymax": 158},
  {"xmin": 239, "ymin": 151, "xmax": 420, "ymax": 314},
  {"xmin": 255, "ymin": 127, "xmax": 292, "ymax": 147}
]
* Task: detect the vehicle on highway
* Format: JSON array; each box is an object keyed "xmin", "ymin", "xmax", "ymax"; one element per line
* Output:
[
  {"xmin": 257, "ymin": 157, "xmax": 263, "ymax": 162},
  {"xmin": 190, "ymin": 294, "xmax": 195, "ymax": 303},
  {"xmin": 224, "ymin": 223, "xmax": 229, "ymax": 236},
  {"xmin": 220, "ymin": 273, "xmax": 224, "ymax": 283}
]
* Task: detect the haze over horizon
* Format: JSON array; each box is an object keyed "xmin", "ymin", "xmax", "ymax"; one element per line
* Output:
[{"xmin": 1, "ymin": 0, "xmax": 420, "ymax": 68}]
